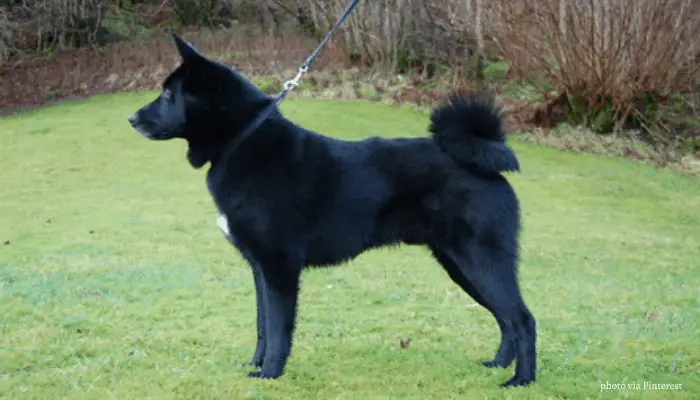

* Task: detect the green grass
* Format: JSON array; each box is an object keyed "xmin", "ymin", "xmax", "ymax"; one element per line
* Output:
[{"xmin": 1, "ymin": 93, "xmax": 699, "ymax": 399}]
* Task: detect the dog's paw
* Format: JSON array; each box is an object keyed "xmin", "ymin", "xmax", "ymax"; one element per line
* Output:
[
  {"xmin": 499, "ymin": 375, "xmax": 535, "ymax": 388},
  {"xmin": 247, "ymin": 370, "xmax": 282, "ymax": 379},
  {"xmin": 244, "ymin": 357, "xmax": 264, "ymax": 368},
  {"xmin": 481, "ymin": 359, "xmax": 510, "ymax": 369}
]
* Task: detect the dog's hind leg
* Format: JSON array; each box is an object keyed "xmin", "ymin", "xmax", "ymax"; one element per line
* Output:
[
  {"xmin": 432, "ymin": 247, "xmax": 516, "ymax": 369},
  {"xmin": 431, "ymin": 244, "xmax": 536, "ymax": 387},
  {"xmin": 248, "ymin": 256, "xmax": 302, "ymax": 379}
]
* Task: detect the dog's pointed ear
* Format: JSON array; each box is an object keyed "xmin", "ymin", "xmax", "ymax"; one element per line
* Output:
[{"xmin": 173, "ymin": 34, "xmax": 205, "ymax": 64}]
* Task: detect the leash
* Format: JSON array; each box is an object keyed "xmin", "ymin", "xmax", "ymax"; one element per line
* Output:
[{"xmin": 229, "ymin": 0, "xmax": 362, "ymax": 150}]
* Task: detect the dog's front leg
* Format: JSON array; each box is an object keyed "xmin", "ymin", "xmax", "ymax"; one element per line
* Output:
[
  {"xmin": 216, "ymin": 214, "xmax": 268, "ymax": 369},
  {"xmin": 248, "ymin": 261, "xmax": 302, "ymax": 379},
  {"xmin": 247, "ymin": 262, "xmax": 267, "ymax": 367}
]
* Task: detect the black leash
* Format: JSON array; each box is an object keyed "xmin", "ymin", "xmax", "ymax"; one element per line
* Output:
[{"xmin": 230, "ymin": 0, "xmax": 361, "ymax": 149}]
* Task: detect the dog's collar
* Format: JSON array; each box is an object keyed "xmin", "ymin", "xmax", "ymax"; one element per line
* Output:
[{"xmin": 227, "ymin": 98, "xmax": 281, "ymax": 151}]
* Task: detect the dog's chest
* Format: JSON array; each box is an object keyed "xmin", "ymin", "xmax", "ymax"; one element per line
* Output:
[
  {"xmin": 215, "ymin": 208, "xmax": 271, "ymax": 251},
  {"xmin": 207, "ymin": 166, "xmax": 241, "ymax": 240},
  {"xmin": 216, "ymin": 213, "xmax": 232, "ymax": 239},
  {"xmin": 206, "ymin": 167, "xmax": 270, "ymax": 245},
  {"xmin": 206, "ymin": 164, "xmax": 243, "ymax": 211}
]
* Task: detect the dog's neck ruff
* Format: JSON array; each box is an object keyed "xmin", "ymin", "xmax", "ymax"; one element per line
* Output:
[
  {"xmin": 207, "ymin": 94, "xmax": 285, "ymax": 168},
  {"xmin": 227, "ymin": 98, "xmax": 281, "ymax": 153}
]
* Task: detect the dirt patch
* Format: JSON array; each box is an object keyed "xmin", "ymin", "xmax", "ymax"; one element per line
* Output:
[{"xmin": 0, "ymin": 30, "xmax": 348, "ymax": 112}]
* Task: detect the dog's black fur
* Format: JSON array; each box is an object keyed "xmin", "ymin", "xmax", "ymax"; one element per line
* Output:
[{"xmin": 128, "ymin": 34, "xmax": 537, "ymax": 387}]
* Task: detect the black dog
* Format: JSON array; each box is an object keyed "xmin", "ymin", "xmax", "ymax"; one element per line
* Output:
[{"xmin": 128, "ymin": 34, "xmax": 537, "ymax": 387}]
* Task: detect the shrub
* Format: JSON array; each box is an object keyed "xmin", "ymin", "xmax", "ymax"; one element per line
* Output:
[
  {"xmin": 170, "ymin": 0, "xmax": 288, "ymax": 31},
  {"xmin": 494, "ymin": 0, "xmax": 700, "ymax": 147},
  {"xmin": 171, "ymin": 0, "xmax": 236, "ymax": 27},
  {"xmin": 291, "ymin": 0, "xmax": 493, "ymax": 78},
  {"xmin": 11, "ymin": 0, "xmax": 111, "ymax": 50},
  {"xmin": 0, "ymin": 7, "xmax": 15, "ymax": 64}
]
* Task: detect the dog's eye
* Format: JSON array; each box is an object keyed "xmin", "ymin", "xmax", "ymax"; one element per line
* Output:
[{"xmin": 162, "ymin": 89, "xmax": 172, "ymax": 99}]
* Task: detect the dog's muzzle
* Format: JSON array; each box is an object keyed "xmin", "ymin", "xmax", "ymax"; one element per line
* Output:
[
  {"xmin": 128, "ymin": 113, "xmax": 167, "ymax": 140},
  {"xmin": 128, "ymin": 113, "xmax": 147, "ymax": 136}
]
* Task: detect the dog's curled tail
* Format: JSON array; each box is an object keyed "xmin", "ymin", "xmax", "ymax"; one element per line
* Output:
[{"xmin": 429, "ymin": 92, "xmax": 520, "ymax": 175}]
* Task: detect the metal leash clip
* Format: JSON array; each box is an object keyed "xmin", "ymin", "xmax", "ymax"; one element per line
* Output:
[{"xmin": 283, "ymin": 65, "xmax": 309, "ymax": 91}]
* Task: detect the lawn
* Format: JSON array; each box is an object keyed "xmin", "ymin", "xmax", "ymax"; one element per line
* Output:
[{"xmin": 0, "ymin": 93, "xmax": 698, "ymax": 399}]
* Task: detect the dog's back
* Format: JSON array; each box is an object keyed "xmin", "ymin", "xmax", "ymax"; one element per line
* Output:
[{"xmin": 290, "ymin": 93, "xmax": 521, "ymax": 260}]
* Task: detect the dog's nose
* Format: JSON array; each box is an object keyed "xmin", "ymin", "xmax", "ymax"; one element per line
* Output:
[{"xmin": 128, "ymin": 113, "xmax": 138, "ymax": 125}]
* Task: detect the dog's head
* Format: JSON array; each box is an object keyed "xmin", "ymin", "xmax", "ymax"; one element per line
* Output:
[{"xmin": 128, "ymin": 34, "xmax": 271, "ymax": 165}]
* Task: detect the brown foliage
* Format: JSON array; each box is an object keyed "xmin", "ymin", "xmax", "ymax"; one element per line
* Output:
[
  {"xmin": 2, "ymin": 0, "xmax": 111, "ymax": 61},
  {"xmin": 0, "ymin": 7, "xmax": 15, "ymax": 62},
  {"xmin": 494, "ymin": 0, "xmax": 700, "ymax": 141},
  {"xmin": 287, "ymin": 0, "xmax": 495, "ymax": 76}
]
